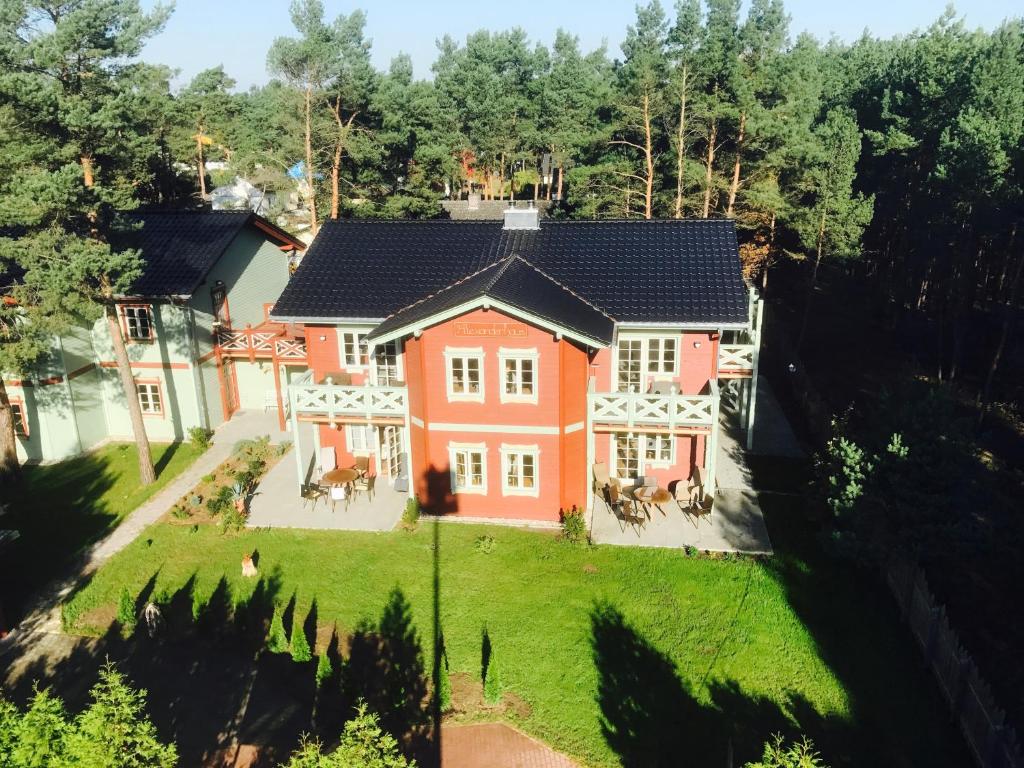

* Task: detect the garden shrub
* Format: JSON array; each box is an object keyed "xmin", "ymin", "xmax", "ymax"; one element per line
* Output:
[
  {"xmin": 290, "ymin": 611, "xmax": 312, "ymax": 662},
  {"xmin": 483, "ymin": 649, "xmax": 502, "ymax": 705},
  {"xmin": 401, "ymin": 497, "xmax": 421, "ymax": 529},
  {"xmin": 267, "ymin": 605, "xmax": 288, "ymax": 653},
  {"xmin": 188, "ymin": 426, "xmax": 213, "ymax": 452},
  {"xmin": 560, "ymin": 505, "xmax": 588, "ymax": 544},
  {"xmin": 170, "ymin": 506, "xmax": 191, "ymax": 521},
  {"xmin": 438, "ymin": 657, "xmax": 453, "ymax": 712},
  {"xmin": 117, "ymin": 586, "xmax": 136, "ymax": 637},
  {"xmin": 745, "ymin": 735, "xmax": 828, "ymax": 767},
  {"xmin": 219, "ymin": 506, "xmax": 246, "ymax": 534},
  {"xmin": 316, "ymin": 652, "xmax": 334, "ymax": 687},
  {"xmin": 474, "ymin": 535, "xmax": 496, "ymax": 554},
  {"xmin": 206, "ymin": 485, "xmax": 234, "ymax": 516}
]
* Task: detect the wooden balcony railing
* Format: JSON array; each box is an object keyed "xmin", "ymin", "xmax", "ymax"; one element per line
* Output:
[
  {"xmin": 288, "ymin": 372, "xmax": 406, "ymax": 423},
  {"xmin": 718, "ymin": 343, "xmax": 755, "ymax": 375},
  {"xmin": 216, "ymin": 326, "xmax": 307, "ymax": 362},
  {"xmin": 588, "ymin": 381, "xmax": 718, "ymax": 430}
]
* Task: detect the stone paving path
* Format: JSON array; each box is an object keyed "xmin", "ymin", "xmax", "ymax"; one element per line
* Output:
[
  {"xmin": 441, "ymin": 723, "xmax": 579, "ymax": 768},
  {"xmin": 0, "ymin": 411, "xmax": 285, "ymax": 648}
]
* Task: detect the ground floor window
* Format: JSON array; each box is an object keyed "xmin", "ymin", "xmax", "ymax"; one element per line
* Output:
[
  {"xmin": 613, "ymin": 432, "xmax": 675, "ymax": 479},
  {"xmin": 345, "ymin": 424, "xmax": 371, "ymax": 452},
  {"xmin": 449, "ymin": 442, "xmax": 487, "ymax": 494},
  {"xmin": 9, "ymin": 400, "xmax": 28, "ymax": 436},
  {"xmin": 136, "ymin": 381, "xmax": 163, "ymax": 415},
  {"xmin": 501, "ymin": 444, "xmax": 539, "ymax": 496}
]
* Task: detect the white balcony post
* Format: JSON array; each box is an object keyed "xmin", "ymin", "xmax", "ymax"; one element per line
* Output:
[
  {"xmin": 746, "ymin": 296, "xmax": 764, "ymax": 450},
  {"xmin": 289, "ymin": 384, "xmax": 304, "ymax": 488},
  {"xmin": 706, "ymin": 379, "xmax": 720, "ymax": 495}
]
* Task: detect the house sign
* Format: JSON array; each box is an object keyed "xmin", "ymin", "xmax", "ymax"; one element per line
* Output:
[{"xmin": 454, "ymin": 321, "xmax": 528, "ymax": 338}]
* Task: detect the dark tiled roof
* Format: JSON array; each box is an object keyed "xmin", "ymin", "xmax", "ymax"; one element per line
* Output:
[
  {"xmin": 115, "ymin": 211, "xmax": 301, "ymax": 297},
  {"xmin": 441, "ymin": 199, "xmax": 551, "ymax": 220},
  {"xmin": 368, "ymin": 255, "xmax": 615, "ymax": 344},
  {"xmin": 272, "ymin": 219, "xmax": 748, "ymax": 328}
]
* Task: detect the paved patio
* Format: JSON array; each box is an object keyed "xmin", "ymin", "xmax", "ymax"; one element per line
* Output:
[
  {"xmin": 590, "ymin": 375, "xmax": 800, "ymax": 553},
  {"xmin": 247, "ymin": 449, "xmax": 406, "ymax": 532}
]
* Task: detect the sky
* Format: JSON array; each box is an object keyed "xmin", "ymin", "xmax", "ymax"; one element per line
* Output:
[{"xmin": 140, "ymin": 0, "xmax": 1022, "ymax": 92}]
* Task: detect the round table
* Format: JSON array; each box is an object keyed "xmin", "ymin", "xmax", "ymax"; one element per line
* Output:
[
  {"xmin": 633, "ymin": 486, "xmax": 672, "ymax": 505},
  {"xmin": 322, "ymin": 468, "xmax": 358, "ymax": 486}
]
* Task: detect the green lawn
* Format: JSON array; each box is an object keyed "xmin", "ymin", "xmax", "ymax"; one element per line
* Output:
[
  {"xmin": 3, "ymin": 441, "xmax": 203, "ymax": 617},
  {"xmin": 62, "ymin": 494, "xmax": 968, "ymax": 768}
]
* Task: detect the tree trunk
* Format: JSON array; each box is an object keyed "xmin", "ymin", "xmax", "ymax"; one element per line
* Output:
[
  {"xmin": 106, "ymin": 305, "xmax": 156, "ymax": 486},
  {"xmin": 642, "ymin": 91, "xmax": 654, "ymax": 220},
  {"xmin": 304, "ymin": 85, "xmax": 318, "ymax": 236},
  {"xmin": 763, "ymin": 211, "xmax": 776, "ymax": 291},
  {"xmin": 726, "ymin": 111, "xmax": 745, "ymax": 217},
  {"xmin": 196, "ymin": 127, "xmax": 207, "ymax": 199},
  {"xmin": 329, "ymin": 97, "xmax": 357, "ymax": 221},
  {"xmin": 0, "ymin": 380, "xmax": 19, "ymax": 482},
  {"xmin": 674, "ymin": 65, "xmax": 689, "ymax": 219},
  {"xmin": 556, "ymin": 162, "xmax": 564, "ymax": 201},
  {"xmin": 498, "ymin": 156, "xmax": 505, "ymax": 201},
  {"xmin": 978, "ymin": 224, "xmax": 1021, "ymax": 418},
  {"xmin": 796, "ymin": 210, "xmax": 828, "ymax": 352},
  {"xmin": 702, "ymin": 119, "xmax": 717, "ymax": 218},
  {"xmin": 81, "ymin": 154, "xmax": 94, "ymax": 188}
]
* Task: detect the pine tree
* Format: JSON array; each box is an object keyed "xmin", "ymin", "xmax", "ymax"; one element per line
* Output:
[
  {"xmin": 117, "ymin": 587, "xmax": 136, "ymax": 638},
  {"xmin": 176, "ymin": 66, "xmax": 238, "ymax": 199},
  {"xmin": 316, "ymin": 652, "xmax": 334, "ymax": 687},
  {"xmin": 291, "ymin": 609, "xmax": 312, "ymax": 662},
  {"xmin": 483, "ymin": 649, "xmax": 502, "ymax": 705}
]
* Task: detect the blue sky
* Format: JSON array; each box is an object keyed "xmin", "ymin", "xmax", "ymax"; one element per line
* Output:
[{"xmin": 141, "ymin": 0, "xmax": 1021, "ymax": 91}]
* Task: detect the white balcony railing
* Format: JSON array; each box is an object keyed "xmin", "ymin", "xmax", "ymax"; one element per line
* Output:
[
  {"xmin": 718, "ymin": 343, "xmax": 755, "ymax": 373},
  {"xmin": 588, "ymin": 383, "xmax": 717, "ymax": 430},
  {"xmin": 289, "ymin": 374, "xmax": 406, "ymax": 422}
]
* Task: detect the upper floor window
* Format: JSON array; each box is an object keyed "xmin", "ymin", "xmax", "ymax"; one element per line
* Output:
[
  {"xmin": 122, "ymin": 305, "xmax": 154, "ymax": 341},
  {"xmin": 342, "ymin": 331, "xmax": 370, "ymax": 368},
  {"xmin": 449, "ymin": 442, "xmax": 487, "ymax": 494},
  {"xmin": 444, "ymin": 347, "xmax": 484, "ymax": 402},
  {"xmin": 136, "ymin": 381, "xmax": 163, "ymax": 415},
  {"xmin": 211, "ymin": 286, "xmax": 229, "ymax": 325},
  {"xmin": 9, "ymin": 400, "xmax": 28, "ymax": 437},
  {"xmin": 374, "ymin": 340, "xmax": 401, "ymax": 385},
  {"xmin": 647, "ymin": 337, "xmax": 677, "ymax": 375},
  {"xmin": 498, "ymin": 347, "xmax": 538, "ymax": 404},
  {"xmin": 617, "ymin": 336, "xmax": 678, "ymax": 391},
  {"xmin": 501, "ymin": 444, "xmax": 539, "ymax": 497}
]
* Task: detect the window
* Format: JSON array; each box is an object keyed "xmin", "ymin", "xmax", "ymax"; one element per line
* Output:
[
  {"xmin": 498, "ymin": 347, "xmax": 538, "ymax": 403},
  {"xmin": 647, "ymin": 337, "xmax": 677, "ymax": 374},
  {"xmin": 617, "ymin": 336, "xmax": 678, "ymax": 390},
  {"xmin": 643, "ymin": 433, "xmax": 674, "ymax": 465},
  {"xmin": 341, "ymin": 331, "xmax": 370, "ymax": 367},
  {"xmin": 9, "ymin": 400, "xmax": 28, "ymax": 437},
  {"xmin": 136, "ymin": 381, "xmax": 163, "ymax": 415},
  {"xmin": 345, "ymin": 424, "xmax": 371, "ymax": 452},
  {"xmin": 449, "ymin": 442, "xmax": 487, "ymax": 494},
  {"xmin": 614, "ymin": 432, "xmax": 674, "ymax": 479},
  {"xmin": 374, "ymin": 340, "xmax": 400, "ymax": 385},
  {"xmin": 444, "ymin": 347, "xmax": 484, "ymax": 402},
  {"xmin": 501, "ymin": 445, "xmax": 539, "ymax": 497},
  {"xmin": 122, "ymin": 305, "xmax": 153, "ymax": 341},
  {"xmin": 211, "ymin": 286, "xmax": 229, "ymax": 325}
]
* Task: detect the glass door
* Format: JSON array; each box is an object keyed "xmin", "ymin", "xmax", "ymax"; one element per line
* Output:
[
  {"xmin": 381, "ymin": 425, "xmax": 403, "ymax": 480},
  {"xmin": 617, "ymin": 339, "xmax": 642, "ymax": 392}
]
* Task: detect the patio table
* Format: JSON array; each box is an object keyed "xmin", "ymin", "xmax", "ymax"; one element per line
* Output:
[
  {"xmin": 632, "ymin": 485, "xmax": 673, "ymax": 516},
  {"xmin": 322, "ymin": 468, "xmax": 358, "ymax": 486}
]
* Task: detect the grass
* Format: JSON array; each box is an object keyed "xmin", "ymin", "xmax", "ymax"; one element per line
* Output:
[
  {"xmin": 2, "ymin": 441, "xmax": 203, "ymax": 617},
  {"xmin": 63, "ymin": 494, "xmax": 968, "ymax": 767}
]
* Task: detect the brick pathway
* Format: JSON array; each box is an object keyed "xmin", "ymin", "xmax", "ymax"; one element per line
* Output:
[{"xmin": 441, "ymin": 723, "xmax": 578, "ymax": 768}]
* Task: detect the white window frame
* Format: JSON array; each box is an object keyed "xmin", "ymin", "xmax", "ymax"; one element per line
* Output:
[
  {"xmin": 136, "ymin": 381, "xmax": 163, "ymax": 415},
  {"xmin": 121, "ymin": 304, "xmax": 154, "ymax": 341},
  {"xmin": 345, "ymin": 424, "xmax": 371, "ymax": 452},
  {"xmin": 10, "ymin": 401, "xmax": 28, "ymax": 437},
  {"xmin": 443, "ymin": 346, "xmax": 485, "ymax": 403},
  {"xmin": 497, "ymin": 347, "xmax": 539, "ymax": 404},
  {"xmin": 643, "ymin": 433, "xmax": 674, "ymax": 466},
  {"xmin": 372, "ymin": 339, "xmax": 403, "ymax": 385},
  {"xmin": 612, "ymin": 432, "xmax": 675, "ymax": 480},
  {"xmin": 339, "ymin": 329, "xmax": 370, "ymax": 369},
  {"xmin": 615, "ymin": 334, "xmax": 679, "ymax": 391},
  {"xmin": 500, "ymin": 443, "xmax": 540, "ymax": 497},
  {"xmin": 448, "ymin": 441, "xmax": 488, "ymax": 495}
]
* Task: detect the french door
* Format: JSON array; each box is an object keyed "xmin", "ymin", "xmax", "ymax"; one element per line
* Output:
[
  {"xmin": 381, "ymin": 425, "xmax": 403, "ymax": 480},
  {"xmin": 617, "ymin": 339, "xmax": 643, "ymax": 392}
]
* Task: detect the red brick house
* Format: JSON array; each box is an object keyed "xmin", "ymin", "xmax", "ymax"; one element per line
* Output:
[{"xmin": 272, "ymin": 207, "xmax": 762, "ymax": 523}]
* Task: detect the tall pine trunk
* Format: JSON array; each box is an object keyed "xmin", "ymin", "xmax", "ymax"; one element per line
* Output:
[
  {"xmin": 674, "ymin": 65, "xmax": 689, "ymax": 219},
  {"xmin": 0, "ymin": 379, "xmax": 19, "ymax": 481},
  {"xmin": 642, "ymin": 91, "xmax": 654, "ymax": 220},
  {"xmin": 796, "ymin": 209, "xmax": 828, "ymax": 352},
  {"xmin": 556, "ymin": 163, "xmax": 564, "ymax": 200},
  {"xmin": 726, "ymin": 111, "xmax": 745, "ymax": 217},
  {"xmin": 329, "ymin": 97, "xmax": 357, "ymax": 221},
  {"xmin": 196, "ymin": 126, "xmax": 207, "ymax": 199},
  {"xmin": 702, "ymin": 119, "xmax": 717, "ymax": 218},
  {"xmin": 105, "ymin": 305, "xmax": 156, "ymax": 486},
  {"xmin": 303, "ymin": 85, "xmax": 318, "ymax": 236},
  {"xmin": 978, "ymin": 223, "xmax": 1021, "ymax": 418}
]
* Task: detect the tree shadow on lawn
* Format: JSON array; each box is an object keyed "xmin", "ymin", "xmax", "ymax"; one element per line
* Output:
[
  {"xmin": 4, "ymin": 574, "xmax": 434, "ymax": 767},
  {"xmin": 744, "ymin": 454, "xmax": 973, "ymax": 767},
  {"xmin": 591, "ymin": 600, "xmax": 851, "ymax": 767}
]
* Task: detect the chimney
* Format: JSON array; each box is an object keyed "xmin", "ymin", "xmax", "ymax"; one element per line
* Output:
[
  {"xmin": 467, "ymin": 192, "xmax": 480, "ymax": 210},
  {"xmin": 503, "ymin": 200, "xmax": 540, "ymax": 231}
]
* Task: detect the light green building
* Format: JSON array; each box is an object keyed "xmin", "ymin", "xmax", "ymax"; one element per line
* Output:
[{"xmin": 5, "ymin": 211, "xmax": 306, "ymax": 463}]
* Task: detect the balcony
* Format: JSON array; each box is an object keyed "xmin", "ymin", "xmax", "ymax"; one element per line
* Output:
[
  {"xmin": 288, "ymin": 371, "xmax": 406, "ymax": 424},
  {"xmin": 216, "ymin": 324, "xmax": 307, "ymax": 362},
  {"xmin": 718, "ymin": 343, "xmax": 755, "ymax": 377},
  {"xmin": 588, "ymin": 381, "xmax": 718, "ymax": 432}
]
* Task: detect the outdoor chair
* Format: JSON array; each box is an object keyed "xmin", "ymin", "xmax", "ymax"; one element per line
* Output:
[
  {"xmin": 302, "ymin": 483, "xmax": 328, "ymax": 512},
  {"xmin": 352, "ymin": 473, "xmax": 376, "ymax": 502},
  {"xmin": 352, "ymin": 454, "xmax": 370, "ymax": 478},
  {"xmin": 592, "ymin": 462, "xmax": 621, "ymax": 495},
  {"xmin": 609, "ymin": 485, "xmax": 645, "ymax": 536},
  {"xmin": 690, "ymin": 493, "xmax": 714, "ymax": 526}
]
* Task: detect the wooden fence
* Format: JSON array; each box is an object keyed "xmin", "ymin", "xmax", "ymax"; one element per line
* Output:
[{"xmin": 886, "ymin": 560, "xmax": 1023, "ymax": 768}]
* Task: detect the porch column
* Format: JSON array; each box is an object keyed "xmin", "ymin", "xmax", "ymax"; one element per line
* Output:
[
  {"xmin": 746, "ymin": 295, "xmax": 764, "ymax": 450},
  {"xmin": 705, "ymin": 380, "xmax": 720, "ymax": 495},
  {"xmin": 289, "ymin": 384, "xmax": 304, "ymax": 489}
]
